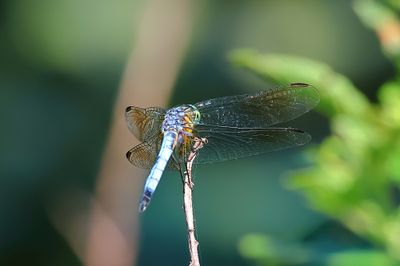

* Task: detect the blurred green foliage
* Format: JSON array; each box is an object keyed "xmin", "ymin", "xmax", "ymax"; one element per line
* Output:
[
  {"xmin": 238, "ymin": 234, "xmax": 310, "ymax": 266},
  {"xmin": 231, "ymin": 1, "xmax": 400, "ymax": 265}
]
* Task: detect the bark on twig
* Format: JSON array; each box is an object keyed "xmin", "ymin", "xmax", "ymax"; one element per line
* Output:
[{"xmin": 182, "ymin": 138, "xmax": 206, "ymax": 266}]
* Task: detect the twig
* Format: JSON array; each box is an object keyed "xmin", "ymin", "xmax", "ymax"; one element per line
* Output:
[{"xmin": 183, "ymin": 137, "xmax": 206, "ymax": 266}]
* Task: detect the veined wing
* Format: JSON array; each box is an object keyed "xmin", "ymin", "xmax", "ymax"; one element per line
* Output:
[
  {"xmin": 192, "ymin": 125, "xmax": 311, "ymax": 164},
  {"xmin": 126, "ymin": 135, "xmax": 179, "ymax": 170},
  {"xmin": 125, "ymin": 106, "xmax": 165, "ymax": 142},
  {"xmin": 194, "ymin": 83, "xmax": 319, "ymax": 128}
]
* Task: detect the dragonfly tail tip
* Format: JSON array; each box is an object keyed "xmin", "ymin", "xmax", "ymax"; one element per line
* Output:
[
  {"xmin": 138, "ymin": 190, "xmax": 152, "ymax": 212},
  {"xmin": 139, "ymin": 203, "xmax": 147, "ymax": 212}
]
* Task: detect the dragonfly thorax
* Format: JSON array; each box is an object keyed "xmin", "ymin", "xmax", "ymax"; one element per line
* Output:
[{"xmin": 162, "ymin": 105, "xmax": 200, "ymax": 136}]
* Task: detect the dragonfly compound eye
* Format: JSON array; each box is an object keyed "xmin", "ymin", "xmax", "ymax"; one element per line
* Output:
[{"xmin": 194, "ymin": 109, "xmax": 201, "ymax": 123}]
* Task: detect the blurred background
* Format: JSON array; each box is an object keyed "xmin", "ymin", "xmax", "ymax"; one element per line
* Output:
[{"xmin": 1, "ymin": 0, "xmax": 400, "ymax": 265}]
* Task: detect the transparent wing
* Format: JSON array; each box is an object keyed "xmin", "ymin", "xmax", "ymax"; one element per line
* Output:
[
  {"xmin": 126, "ymin": 136, "xmax": 179, "ymax": 170},
  {"xmin": 192, "ymin": 126, "xmax": 311, "ymax": 164},
  {"xmin": 194, "ymin": 83, "xmax": 319, "ymax": 128},
  {"xmin": 125, "ymin": 106, "xmax": 165, "ymax": 142}
]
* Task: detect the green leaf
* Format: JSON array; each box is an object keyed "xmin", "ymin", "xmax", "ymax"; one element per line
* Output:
[
  {"xmin": 229, "ymin": 49, "xmax": 371, "ymax": 118},
  {"xmin": 379, "ymin": 81, "xmax": 400, "ymax": 127},
  {"xmin": 353, "ymin": 0, "xmax": 400, "ymax": 61},
  {"xmin": 326, "ymin": 250, "xmax": 397, "ymax": 266},
  {"xmin": 238, "ymin": 234, "xmax": 311, "ymax": 265}
]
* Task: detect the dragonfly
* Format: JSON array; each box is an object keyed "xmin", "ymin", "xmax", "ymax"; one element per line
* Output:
[{"xmin": 126, "ymin": 83, "xmax": 319, "ymax": 212}]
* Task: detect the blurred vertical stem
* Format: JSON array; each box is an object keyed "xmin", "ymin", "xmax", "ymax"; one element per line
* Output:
[{"xmin": 84, "ymin": 0, "xmax": 195, "ymax": 265}]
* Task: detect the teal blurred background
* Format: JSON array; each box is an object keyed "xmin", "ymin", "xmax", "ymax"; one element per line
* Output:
[{"xmin": 1, "ymin": 0, "xmax": 398, "ymax": 265}]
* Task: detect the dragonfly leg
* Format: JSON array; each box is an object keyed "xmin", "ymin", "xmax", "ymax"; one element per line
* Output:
[
  {"xmin": 191, "ymin": 137, "xmax": 208, "ymax": 153},
  {"xmin": 179, "ymin": 162, "xmax": 187, "ymax": 185},
  {"xmin": 200, "ymin": 137, "xmax": 208, "ymax": 145}
]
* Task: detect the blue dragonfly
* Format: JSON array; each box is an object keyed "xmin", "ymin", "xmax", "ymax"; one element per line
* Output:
[{"xmin": 125, "ymin": 83, "xmax": 319, "ymax": 212}]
